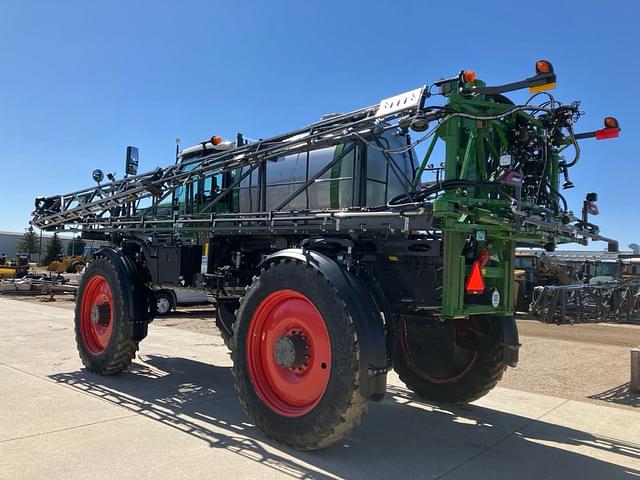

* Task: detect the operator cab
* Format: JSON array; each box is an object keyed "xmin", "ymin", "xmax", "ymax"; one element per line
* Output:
[
  {"xmin": 179, "ymin": 136, "xmax": 234, "ymax": 161},
  {"xmin": 174, "ymin": 137, "xmax": 235, "ymax": 215}
]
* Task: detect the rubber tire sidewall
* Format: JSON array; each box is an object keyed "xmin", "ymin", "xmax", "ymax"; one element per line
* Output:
[
  {"xmin": 232, "ymin": 259, "xmax": 366, "ymax": 451},
  {"xmin": 393, "ymin": 316, "xmax": 507, "ymax": 405},
  {"xmin": 74, "ymin": 256, "xmax": 137, "ymax": 375}
]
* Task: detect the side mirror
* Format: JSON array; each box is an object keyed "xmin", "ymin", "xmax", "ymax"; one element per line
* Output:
[
  {"xmin": 125, "ymin": 146, "xmax": 139, "ymax": 176},
  {"xmin": 582, "ymin": 191, "xmax": 599, "ymax": 224},
  {"xmin": 585, "ymin": 192, "xmax": 599, "ymax": 215}
]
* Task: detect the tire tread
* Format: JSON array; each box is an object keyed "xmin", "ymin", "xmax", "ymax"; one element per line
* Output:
[
  {"xmin": 74, "ymin": 256, "xmax": 139, "ymax": 375},
  {"xmin": 232, "ymin": 258, "xmax": 368, "ymax": 450}
]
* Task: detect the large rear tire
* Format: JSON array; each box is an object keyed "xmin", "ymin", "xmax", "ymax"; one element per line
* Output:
[
  {"xmin": 74, "ymin": 256, "xmax": 140, "ymax": 375},
  {"xmin": 393, "ymin": 315, "xmax": 508, "ymax": 404},
  {"xmin": 232, "ymin": 258, "xmax": 367, "ymax": 451}
]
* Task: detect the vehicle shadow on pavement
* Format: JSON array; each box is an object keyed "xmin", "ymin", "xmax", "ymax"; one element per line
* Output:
[
  {"xmin": 588, "ymin": 382, "xmax": 640, "ymax": 408},
  {"xmin": 49, "ymin": 355, "xmax": 640, "ymax": 480}
]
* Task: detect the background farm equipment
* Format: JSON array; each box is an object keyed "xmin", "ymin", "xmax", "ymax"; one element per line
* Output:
[
  {"xmin": 0, "ymin": 273, "xmax": 75, "ymax": 296},
  {"xmin": 514, "ymin": 251, "xmax": 575, "ymax": 311},
  {"xmin": 531, "ymin": 280, "xmax": 640, "ymax": 324},
  {"xmin": 46, "ymin": 254, "xmax": 85, "ymax": 274},
  {"xmin": 0, "ymin": 253, "xmax": 30, "ymax": 278}
]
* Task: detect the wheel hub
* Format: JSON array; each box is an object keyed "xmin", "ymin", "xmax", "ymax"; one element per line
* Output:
[
  {"xmin": 80, "ymin": 274, "xmax": 114, "ymax": 354},
  {"xmin": 246, "ymin": 289, "xmax": 332, "ymax": 417},
  {"xmin": 90, "ymin": 302, "xmax": 111, "ymax": 326},
  {"xmin": 274, "ymin": 332, "xmax": 309, "ymax": 369},
  {"xmin": 156, "ymin": 297, "xmax": 171, "ymax": 314}
]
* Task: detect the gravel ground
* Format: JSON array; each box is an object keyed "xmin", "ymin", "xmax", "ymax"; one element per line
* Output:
[
  {"xmin": 501, "ymin": 323, "xmax": 639, "ymax": 410},
  {"xmin": 4, "ymin": 295, "xmax": 639, "ymax": 410},
  {"xmin": 5, "ymin": 294, "xmax": 77, "ymax": 309}
]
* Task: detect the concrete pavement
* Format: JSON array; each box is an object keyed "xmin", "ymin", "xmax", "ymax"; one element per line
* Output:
[{"xmin": 1, "ymin": 297, "xmax": 638, "ymax": 479}]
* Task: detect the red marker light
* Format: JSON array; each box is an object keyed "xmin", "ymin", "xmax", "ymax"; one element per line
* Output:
[
  {"xmin": 595, "ymin": 128, "xmax": 620, "ymax": 140},
  {"xmin": 478, "ymin": 248, "xmax": 490, "ymax": 266}
]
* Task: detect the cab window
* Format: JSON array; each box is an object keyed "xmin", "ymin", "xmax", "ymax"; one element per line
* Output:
[{"xmin": 174, "ymin": 155, "xmax": 224, "ymax": 214}]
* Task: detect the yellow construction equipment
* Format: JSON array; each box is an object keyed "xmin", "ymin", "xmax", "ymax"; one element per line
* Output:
[
  {"xmin": 47, "ymin": 255, "xmax": 85, "ymax": 273},
  {"xmin": 0, "ymin": 253, "xmax": 30, "ymax": 278}
]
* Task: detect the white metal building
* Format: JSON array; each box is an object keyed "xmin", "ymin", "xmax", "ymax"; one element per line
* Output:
[{"xmin": 0, "ymin": 230, "xmax": 106, "ymax": 263}]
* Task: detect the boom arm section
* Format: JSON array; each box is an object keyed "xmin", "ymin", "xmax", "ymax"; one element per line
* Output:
[{"xmin": 32, "ymin": 89, "xmax": 431, "ymax": 232}]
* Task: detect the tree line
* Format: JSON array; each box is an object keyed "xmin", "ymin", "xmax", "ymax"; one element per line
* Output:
[{"xmin": 16, "ymin": 226, "xmax": 85, "ymax": 265}]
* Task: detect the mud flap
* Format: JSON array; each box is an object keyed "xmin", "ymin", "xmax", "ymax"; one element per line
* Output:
[
  {"xmin": 500, "ymin": 315, "xmax": 520, "ymax": 367},
  {"xmin": 216, "ymin": 297, "xmax": 239, "ymax": 343}
]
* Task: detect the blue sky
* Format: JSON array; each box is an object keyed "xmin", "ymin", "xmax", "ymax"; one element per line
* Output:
[{"xmin": 1, "ymin": 0, "xmax": 638, "ymax": 249}]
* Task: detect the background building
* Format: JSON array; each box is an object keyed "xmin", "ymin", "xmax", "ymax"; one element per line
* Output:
[{"xmin": 0, "ymin": 230, "xmax": 107, "ymax": 263}]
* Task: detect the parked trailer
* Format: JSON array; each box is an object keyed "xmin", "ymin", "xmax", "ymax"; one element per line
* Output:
[{"xmin": 31, "ymin": 61, "xmax": 621, "ymax": 450}]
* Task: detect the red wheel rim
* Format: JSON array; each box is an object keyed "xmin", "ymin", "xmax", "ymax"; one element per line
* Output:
[
  {"xmin": 246, "ymin": 289, "xmax": 331, "ymax": 417},
  {"xmin": 400, "ymin": 318, "xmax": 477, "ymax": 383},
  {"xmin": 80, "ymin": 274, "xmax": 114, "ymax": 354}
]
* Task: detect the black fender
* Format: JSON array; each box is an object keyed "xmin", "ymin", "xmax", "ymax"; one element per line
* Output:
[
  {"xmin": 263, "ymin": 249, "xmax": 388, "ymax": 401},
  {"xmin": 91, "ymin": 247, "xmax": 154, "ymax": 342},
  {"xmin": 356, "ymin": 270, "xmax": 395, "ymax": 367},
  {"xmin": 499, "ymin": 315, "xmax": 520, "ymax": 367}
]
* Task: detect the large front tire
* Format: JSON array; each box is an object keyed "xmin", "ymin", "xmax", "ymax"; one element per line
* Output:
[
  {"xmin": 74, "ymin": 256, "xmax": 140, "ymax": 375},
  {"xmin": 393, "ymin": 315, "xmax": 508, "ymax": 404},
  {"xmin": 232, "ymin": 259, "xmax": 367, "ymax": 451}
]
